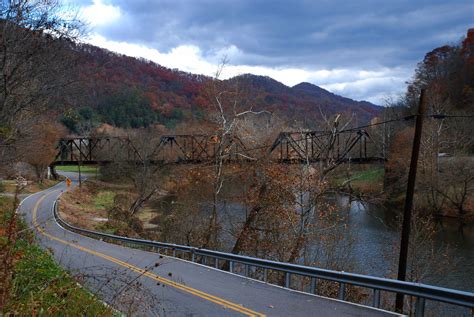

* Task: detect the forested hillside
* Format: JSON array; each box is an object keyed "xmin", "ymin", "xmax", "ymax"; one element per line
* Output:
[
  {"xmin": 61, "ymin": 43, "xmax": 381, "ymax": 133},
  {"xmin": 383, "ymin": 28, "xmax": 474, "ymax": 221},
  {"xmin": 404, "ymin": 28, "xmax": 474, "ymax": 113}
]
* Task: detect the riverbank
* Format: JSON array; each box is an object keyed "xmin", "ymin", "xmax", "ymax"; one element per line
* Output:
[
  {"xmin": 58, "ymin": 179, "xmax": 162, "ymax": 238},
  {"xmin": 331, "ymin": 165, "xmax": 385, "ymax": 195}
]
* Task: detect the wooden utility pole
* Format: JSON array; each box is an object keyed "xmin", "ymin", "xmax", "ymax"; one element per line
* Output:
[{"xmin": 395, "ymin": 89, "xmax": 427, "ymax": 313}]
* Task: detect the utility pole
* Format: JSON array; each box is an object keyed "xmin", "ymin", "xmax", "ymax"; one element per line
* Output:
[{"xmin": 395, "ymin": 89, "xmax": 427, "ymax": 313}]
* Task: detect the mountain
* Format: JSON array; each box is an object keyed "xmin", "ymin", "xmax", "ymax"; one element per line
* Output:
[
  {"xmin": 63, "ymin": 44, "xmax": 381, "ymax": 131},
  {"xmin": 292, "ymin": 82, "xmax": 381, "ymax": 118},
  {"xmin": 226, "ymin": 74, "xmax": 381, "ymax": 124}
]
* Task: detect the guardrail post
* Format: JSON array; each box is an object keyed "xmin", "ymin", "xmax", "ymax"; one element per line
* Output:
[
  {"xmin": 229, "ymin": 261, "xmax": 234, "ymax": 273},
  {"xmin": 245, "ymin": 264, "xmax": 249, "ymax": 277},
  {"xmin": 203, "ymin": 256, "xmax": 207, "ymax": 265},
  {"xmin": 415, "ymin": 297, "xmax": 425, "ymax": 317},
  {"xmin": 339, "ymin": 283, "xmax": 346, "ymax": 300},
  {"xmin": 373, "ymin": 289, "xmax": 381, "ymax": 308},
  {"xmin": 215, "ymin": 258, "xmax": 219, "ymax": 269},
  {"xmin": 263, "ymin": 268, "xmax": 268, "ymax": 282},
  {"xmin": 191, "ymin": 252, "xmax": 195, "ymax": 262},
  {"xmin": 310, "ymin": 277, "xmax": 317, "ymax": 294},
  {"xmin": 285, "ymin": 272, "xmax": 291, "ymax": 288},
  {"xmin": 172, "ymin": 249, "xmax": 176, "ymax": 257}
]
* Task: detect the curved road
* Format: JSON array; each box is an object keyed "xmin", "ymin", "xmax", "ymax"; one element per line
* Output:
[{"xmin": 19, "ymin": 173, "xmax": 398, "ymax": 316}]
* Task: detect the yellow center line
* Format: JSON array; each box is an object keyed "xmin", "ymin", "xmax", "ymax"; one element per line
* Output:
[{"xmin": 32, "ymin": 190, "xmax": 266, "ymax": 317}]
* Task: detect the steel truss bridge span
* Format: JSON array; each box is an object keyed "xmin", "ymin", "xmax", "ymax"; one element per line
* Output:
[{"xmin": 52, "ymin": 129, "xmax": 385, "ymax": 167}]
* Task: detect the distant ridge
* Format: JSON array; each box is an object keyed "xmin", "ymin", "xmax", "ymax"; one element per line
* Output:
[{"xmin": 226, "ymin": 74, "xmax": 381, "ymax": 123}]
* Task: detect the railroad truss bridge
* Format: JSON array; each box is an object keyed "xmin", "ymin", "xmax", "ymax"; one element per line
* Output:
[{"xmin": 52, "ymin": 128, "xmax": 385, "ymax": 168}]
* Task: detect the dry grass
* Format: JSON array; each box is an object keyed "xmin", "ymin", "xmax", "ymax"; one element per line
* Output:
[
  {"xmin": 60, "ymin": 179, "xmax": 167, "ymax": 234},
  {"xmin": 59, "ymin": 183, "xmax": 114, "ymax": 231},
  {"xmin": 0, "ymin": 179, "xmax": 60, "ymax": 195},
  {"xmin": 137, "ymin": 207, "xmax": 160, "ymax": 229}
]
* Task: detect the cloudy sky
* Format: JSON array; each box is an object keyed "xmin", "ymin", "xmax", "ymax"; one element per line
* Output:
[{"xmin": 71, "ymin": 0, "xmax": 473, "ymax": 104}]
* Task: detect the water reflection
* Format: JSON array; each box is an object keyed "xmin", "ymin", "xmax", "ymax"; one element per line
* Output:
[{"xmin": 337, "ymin": 196, "xmax": 474, "ymax": 293}]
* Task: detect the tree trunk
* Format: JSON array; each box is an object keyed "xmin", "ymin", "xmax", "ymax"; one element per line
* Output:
[
  {"xmin": 221, "ymin": 183, "xmax": 267, "ymax": 270},
  {"xmin": 202, "ymin": 192, "xmax": 218, "ymax": 249},
  {"xmin": 287, "ymin": 233, "xmax": 305, "ymax": 264},
  {"xmin": 128, "ymin": 189, "xmax": 156, "ymax": 216}
]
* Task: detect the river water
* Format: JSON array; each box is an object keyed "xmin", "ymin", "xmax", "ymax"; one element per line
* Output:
[
  {"xmin": 340, "ymin": 196, "xmax": 474, "ymax": 292},
  {"xmin": 189, "ymin": 194, "xmax": 474, "ymax": 290},
  {"xmin": 160, "ymin": 190, "xmax": 473, "ymax": 315},
  {"xmin": 332, "ymin": 196, "xmax": 473, "ymax": 315},
  {"xmin": 216, "ymin": 195, "xmax": 474, "ymax": 315}
]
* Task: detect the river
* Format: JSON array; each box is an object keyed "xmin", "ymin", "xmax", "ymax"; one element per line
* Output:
[
  {"xmin": 159, "ymin": 190, "xmax": 473, "ymax": 315},
  {"xmin": 340, "ymin": 196, "xmax": 474, "ymax": 292}
]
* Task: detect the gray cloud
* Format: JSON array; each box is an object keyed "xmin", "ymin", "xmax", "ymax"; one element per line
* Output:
[
  {"xmin": 76, "ymin": 0, "xmax": 473, "ymax": 103},
  {"xmin": 93, "ymin": 0, "xmax": 472, "ymax": 67}
]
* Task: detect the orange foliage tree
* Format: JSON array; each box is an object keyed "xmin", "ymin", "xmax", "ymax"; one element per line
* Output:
[{"xmin": 24, "ymin": 121, "xmax": 65, "ymax": 182}]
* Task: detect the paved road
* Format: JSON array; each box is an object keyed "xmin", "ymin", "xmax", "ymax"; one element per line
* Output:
[{"xmin": 19, "ymin": 173, "xmax": 399, "ymax": 316}]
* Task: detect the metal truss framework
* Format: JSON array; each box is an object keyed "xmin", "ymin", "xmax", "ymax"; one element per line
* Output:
[{"xmin": 53, "ymin": 129, "xmax": 385, "ymax": 166}]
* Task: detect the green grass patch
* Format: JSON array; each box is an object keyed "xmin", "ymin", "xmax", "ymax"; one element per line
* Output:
[
  {"xmin": 0, "ymin": 195, "xmax": 13, "ymax": 211},
  {"xmin": 94, "ymin": 221, "xmax": 120, "ymax": 235},
  {"xmin": 331, "ymin": 165, "xmax": 385, "ymax": 194},
  {"xmin": 55, "ymin": 165, "xmax": 98, "ymax": 174},
  {"xmin": 5, "ymin": 241, "xmax": 114, "ymax": 316},
  {"xmin": 1, "ymin": 195, "xmax": 114, "ymax": 316},
  {"xmin": 351, "ymin": 167, "xmax": 384, "ymax": 182},
  {"xmin": 94, "ymin": 191, "xmax": 115, "ymax": 210}
]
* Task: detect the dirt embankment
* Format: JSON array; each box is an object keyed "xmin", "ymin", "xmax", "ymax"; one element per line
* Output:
[{"xmin": 59, "ymin": 180, "xmax": 166, "ymax": 238}]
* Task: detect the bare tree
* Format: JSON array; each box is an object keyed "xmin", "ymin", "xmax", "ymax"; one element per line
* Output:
[
  {"xmin": 432, "ymin": 157, "xmax": 474, "ymax": 233},
  {"xmin": 0, "ymin": 0, "xmax": 83, "ymax": 163},
  {"xmin": 201, "ymin": 60, "xmax": 269, "ymax": 248},
  {"xmin": 119, "ymin": 128, "xmax": 165, "ymax": 217}
]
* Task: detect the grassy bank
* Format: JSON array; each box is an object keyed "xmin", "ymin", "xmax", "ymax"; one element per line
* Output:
[
  {"xmin": 55, "ymin": 165, "xmax": 99, "ymax": 174},
  {"xmin": 332, "ymin": 165, "xmax": 385, "ymax": 194},
  {"xmin": 0, "ymin": 195, "xmax": 114, "ymax": 316}
]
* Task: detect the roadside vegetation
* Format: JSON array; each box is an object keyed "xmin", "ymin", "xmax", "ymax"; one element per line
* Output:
[
  {"xmin": 60, "ymin": 178, "xmax": 151, "ymax": 233},
  {"xmin": 0, "ymin": 193, "xmax": 114, "ymax": 315},
  {"xmin": 0, "ymin": 179, "xmax": 59, "ymax": 195}
]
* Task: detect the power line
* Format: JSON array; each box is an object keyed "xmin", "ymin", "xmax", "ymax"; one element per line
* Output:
[
  {"xmin": 241, "ymin": 112, "xmax": 473, "ymax": 154},
  {"xmin": 342, "ymin": 115, "xmax": 415, "ymax": 132},
  {"xmin": 341, "ymin": 113, "xmax": 474, "ymax": 132},
  {"xmin": 427, "ymin": 114, "xmax": 474, "ymax": 119}
]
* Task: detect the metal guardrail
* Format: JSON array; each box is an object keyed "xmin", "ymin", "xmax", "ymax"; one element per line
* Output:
[{"xmin": 53, "ymin": 200, "xmax": 473, "ymax": 317}]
